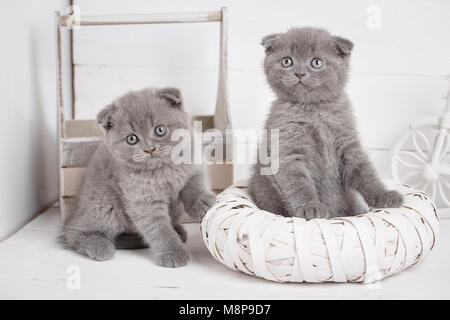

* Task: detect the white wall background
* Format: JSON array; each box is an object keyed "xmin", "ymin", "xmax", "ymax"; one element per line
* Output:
[
  {"xmin": 72, "ymin": 0, "xmax": 450, "ymax": 182},
  {"xmin": 0, "ymin": 0, "xmax": 71, "ymax": 241}
]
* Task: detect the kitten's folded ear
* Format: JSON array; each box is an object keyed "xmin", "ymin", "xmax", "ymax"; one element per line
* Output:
[
  {"xmin": 158, "ymin": 87, "xmax": 183, "ymax": 109},
  {"xmin": 261, "ymin": 33, "xmax": 282, "ymax": 53},
  {"xmin": 332, "ymin": 36, "xmax": 354, "ymax": 58},
  {"xmin": 97, "ymin": 104, "xmax": 117, "ymax": 130}
]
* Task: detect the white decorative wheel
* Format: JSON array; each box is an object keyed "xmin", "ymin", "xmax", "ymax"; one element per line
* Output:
[
  {"xmin": 389, "ymin": 85, "xmax": 450, "ymax": 208},
  {"xmin": 201, "ymin": 180, "xmax": 439, "ymax": 283},
  {"xmin": 389, "ymin": 122, "xmax": 450, "ymax": 207}
]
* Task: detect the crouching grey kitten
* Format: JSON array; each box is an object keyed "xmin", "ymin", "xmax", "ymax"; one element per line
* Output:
[
  {"xmin": 248, "ymin": 27, "xmax": 403, "ymax": 219},
  {"xmin": 60, "ymin": 87, "xmax": 216, "ymax": 267}
]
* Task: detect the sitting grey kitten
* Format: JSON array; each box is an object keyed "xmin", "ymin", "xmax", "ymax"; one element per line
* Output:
[
  {"xmin": 248, "ymin": 27, "xmax": 403, "ymax": 219},
  {"xmin": 60, "ymin": 87, "xmax": 216, "ymax": 267}
]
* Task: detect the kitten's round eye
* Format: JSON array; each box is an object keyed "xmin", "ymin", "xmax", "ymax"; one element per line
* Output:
[
  {"xmin": 126, "ymin": 134, "xmax": 139, "ymax": 145},
  {"xmin": 154, "ymin": 125, "xmax": 167, "ymax": 137},
  {"xmin": 311, "ymin": 58, "xmax": 324, "ymax": 69},
  {"xmin": 281, "ymin": 57, "xmax": 293, "ymax": 68}
]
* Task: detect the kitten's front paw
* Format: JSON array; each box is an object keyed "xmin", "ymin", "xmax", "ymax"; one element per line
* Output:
[
  {"xmin": 185, "ymin": 192, "xmax": 216, "ymax": 219},
  {"xmin": 82, "ymin": 237, "xmax": 115, "ymax": 261},
  {"xmin": 366, "ymin": 190, "xmax": 404, "ymax": 209},
  {"xmin": 156, "ymin": 248, "xmax": 189, "ymax": 268},
  {"xmin": 294, "ymin": 202, "xmax": 329, "ymax": 220}
]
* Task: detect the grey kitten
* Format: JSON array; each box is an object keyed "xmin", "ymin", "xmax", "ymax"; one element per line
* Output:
[
  {"xmin": 60, "ymin": 87, "xmax": 216, "ymax": 267},
  {"xmin": 248, "ymin": 27, "xmax": 403, "ymax": 219}
]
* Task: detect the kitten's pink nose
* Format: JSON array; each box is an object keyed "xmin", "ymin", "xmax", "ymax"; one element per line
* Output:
[
  {"xmin": 295, "ymin": 73, "xmax": 305, "ymax": 79},
  {"xmin": 144, "ymin": 147, "xmax": 156, "ymax": 154}
]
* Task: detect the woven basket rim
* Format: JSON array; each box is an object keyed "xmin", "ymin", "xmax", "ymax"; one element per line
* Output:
[{"xmin": 201, "ymin": 180, "xmax": 439, "ymax": 283}]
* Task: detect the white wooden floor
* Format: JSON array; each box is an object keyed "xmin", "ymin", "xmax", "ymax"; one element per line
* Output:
[{"xmin": 1, "ymin": 207, "xmax": 450, "ymax": 300}]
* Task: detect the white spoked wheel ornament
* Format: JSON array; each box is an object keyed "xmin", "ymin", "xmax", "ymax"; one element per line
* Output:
[{"xmin": 389, "ymin": 85, "xmax": 450, "ymax": 208}]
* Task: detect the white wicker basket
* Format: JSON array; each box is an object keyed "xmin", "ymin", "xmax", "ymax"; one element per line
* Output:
[{"xmin": 201, "ymin": 180, "xmax": 439, "ymax": 283}]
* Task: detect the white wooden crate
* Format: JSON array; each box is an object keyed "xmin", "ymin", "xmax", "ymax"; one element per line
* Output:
[{"xmin": 55, "ymin": 8, "xmax": 233, "ymax": 223}]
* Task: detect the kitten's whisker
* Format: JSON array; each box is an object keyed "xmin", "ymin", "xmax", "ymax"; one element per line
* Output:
[
  {"xmin": 153, "ymin": 146, "xmax": 171, "ymax": 156},
  {"xmin": 132, "ymin": 151, "xmax": 150, "ymax": 163},
  {"xmin": 282, "ymin": 75, "xmax": 300, "ymax": 88},
  {"xmin": 302, "ymin": 78, "xmax": 321, "ymax": 88}
]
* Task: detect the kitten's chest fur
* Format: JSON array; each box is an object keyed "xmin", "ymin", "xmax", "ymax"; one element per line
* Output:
[
  {"xmin": 269, "ymin": 100, "xmax": 355, "ymax": 171},
  {"xmin": 119, "ymin": 164, "xmax": 190, "ymax": 202},
  {"xmin": 300, "ymin": 108, "xmax": 348, "ymax": 152}
]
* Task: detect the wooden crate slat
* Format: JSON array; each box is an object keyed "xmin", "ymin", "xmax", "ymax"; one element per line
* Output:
[
  {"xmin": 65, "ymin": 119, "xmax": 102, "ymax": 138},
  {"xmin": 61, "ymin": 133, "xmax": 225, "ymax": 167},
  {"xmin": 207, "ymin": 164, "xmax": 233, "ymax": 190},
  {"xmin": 61, "ymin": 11, "xmax": 222, "ymax": 27},
  {"xmin": 62, "ymin": 137, "xmax": 101, "ymax": 167},
  {"xmin": 191, "ymin": 115, "xmax": 214, "ymax": 131},
  {"xmin": 65, "ymin": 117, "xmax": 213, "ymax": 138},
  {"xmin": 61, "ymin": 167, "xmax": 87, "ymax": 197}
]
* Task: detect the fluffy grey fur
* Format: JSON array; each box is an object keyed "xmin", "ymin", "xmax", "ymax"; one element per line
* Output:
[
  {"xmin": 60, "ymin": 87, "xmax": 216, "ymax": 267},
  {"xmin": 248, "ymin": 27, "xmax": 403, "ymax": 219}
]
